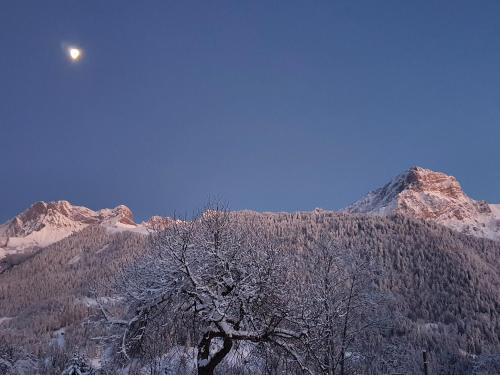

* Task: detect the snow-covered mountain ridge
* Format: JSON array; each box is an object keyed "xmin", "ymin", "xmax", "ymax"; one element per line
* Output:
[
  {"xmin": 344, "ymin": 166, "xmax": 500, "ymax": 241},
  {"xmin": 1, "ymin": 166, "xmax": 498, "ymax": 259},
  {"xmin": 0, "ymin": 200, "xmax": 150, "ymax": 259}
]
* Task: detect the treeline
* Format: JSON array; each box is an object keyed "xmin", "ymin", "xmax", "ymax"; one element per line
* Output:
[{"xmin": 0, "ymin": 210, "xmax": 499, "ymax": 374}]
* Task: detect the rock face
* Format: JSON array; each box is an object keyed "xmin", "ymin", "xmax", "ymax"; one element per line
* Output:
[
  {"xmin": 142, "ymin": 215, "xmax": 177, "ymax": 230},
  {"xmin": 0, "ymin": 201, "xmax": 144, "ymax": 257},
  {"xmin": 2, "ymin": 167, "xmax": 498, "ymax": 258},
  {"xmin": 345, "ymin": 166, "xmax": 500, "ymax": 241}
]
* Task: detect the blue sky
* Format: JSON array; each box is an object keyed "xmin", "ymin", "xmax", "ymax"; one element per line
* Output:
[{"xmin": 1, "ymin": 1, "xmax": 499, "ymax": 222}]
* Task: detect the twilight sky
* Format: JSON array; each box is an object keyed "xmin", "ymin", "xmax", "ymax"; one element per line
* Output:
[{"xmin": 1, "ymin": 1, "xmax": 499, "ymax": 222}]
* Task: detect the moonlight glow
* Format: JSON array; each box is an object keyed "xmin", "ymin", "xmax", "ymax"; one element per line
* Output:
[{"xmin": 68, "ymin": 47, "xmax": 82, "ymax": 62}]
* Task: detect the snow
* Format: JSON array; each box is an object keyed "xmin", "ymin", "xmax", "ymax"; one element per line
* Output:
[
  {"xmin": 90, "ymin": 357, "xmax": 101, "ymax": 369},
  {"xmin": 0, "ymin": 200, "xmax": 149, "ymax": 259},
  {"xmin": 68, "ymin": 254, "xmax": 81, "ymax": 265},
  {"xmin": 75, "ymin": 296, "xmax": 123, "ymax": 307},
  {"xmin": 489, "ymin": 203, "xmax": 500, "ymax": 217},
  {"xmin": 102, "ymin": 221, "xmax": 149, "ymax": 235},
  {"xmin": 0, "ymin": 316, "xmax": 13, "ymax": 324},
  {"xmin": 0, "ymin": 222, "xmax": 86, "ymax": 261},
  {"xmin": 3, "ymin": 221, "xmax": 86, "ymax": 250},
  {"xmin": 96, "ymin": 244, "xmax": 110, "ymax": 254},
  {"xmin": 344, "ymin": 167, "xmax": 500, "ymax": 241},
  {"xmin": 134, "ymin": 344, "xmax": 258, "ymax": 375},
  {"xmin": 52, "ymin": 328, "xmax": 66, "ymax": 348}
]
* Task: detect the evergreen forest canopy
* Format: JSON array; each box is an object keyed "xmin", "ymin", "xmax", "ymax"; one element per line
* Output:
[{"xmin": 0, "ymin": 208, "xmax": 499, "ymax": 374}]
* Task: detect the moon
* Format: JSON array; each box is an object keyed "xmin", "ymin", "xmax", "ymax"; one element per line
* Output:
[{"xmin": 67, "ymin": 47, "xmax": 83, "ymax": 62}]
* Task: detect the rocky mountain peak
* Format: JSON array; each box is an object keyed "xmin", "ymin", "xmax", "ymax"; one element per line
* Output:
[
  {"xmin": 0, "ymin": 201, "xmax": 140, "ymax": 255},
  {"xmin": 96, "ymin": 205, "xmax": 136, "ymax": 226},
  {"xmin": 345, "ymin": 167, "xmax": 499, "ymax": 241},
  {"xmin": 142, "ymin": 215, "xmax": 177, "ymax": 230},
  {"xmin": 402, "ymin": 166, "xmax": 466, "ymax": 200}
]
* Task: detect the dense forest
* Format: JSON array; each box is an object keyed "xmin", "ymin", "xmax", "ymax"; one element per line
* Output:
[{"xmin": 1, "ymin": 210, "xmax": 499, "ymax": 374}]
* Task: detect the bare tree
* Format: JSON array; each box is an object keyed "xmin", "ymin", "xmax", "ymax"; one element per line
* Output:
[
  {"xmin": 0, "ymin": 340, "xmax": 36, "ymax": 375},
  {"xmin": 287, "ymin": 234, "xmax": 385, "ymax": 375},
  {"xmin": 99, "ymin": 205, "xmax": 306, "ymax": 375},
  {"xmin": 97, "ymin": 206, "xmax": 388, "ymax": 374}
]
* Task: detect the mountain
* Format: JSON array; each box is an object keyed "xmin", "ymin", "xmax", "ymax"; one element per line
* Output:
[
  {"xmin": 1, "ymin": 211, "xmax": 499, "ymax": 374},
  {"xmin": 2, "ymin": 166, "xmax": 498, "ymax": 259},
  {"xmin": 0, "ymin": 200, "xmax": 147, "ymax": 259},
  {"xmin": 344, "ymin": 166, "xmax": 500, "ymax": 241}
]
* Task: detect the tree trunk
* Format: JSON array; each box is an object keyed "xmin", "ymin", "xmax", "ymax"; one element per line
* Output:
[
  {"xmin": 340, "ymin": 275, "xmax": 355, "ymax": 375},
  {"xmin": 197, "ymin": 332, "xmax": 233, "ymax": 375},
  {"xmin": 198, "ymin": 365, "xmax": 215, "ymax": 375}
]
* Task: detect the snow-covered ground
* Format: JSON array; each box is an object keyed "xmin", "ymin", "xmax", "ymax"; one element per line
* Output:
[
  {"xmin": 52, "ymin": 328, "xmax": 66, "ymax": 349},
  {"xmin": 75, "ymin": 296, "xmax": 123, "ymax": 307}
]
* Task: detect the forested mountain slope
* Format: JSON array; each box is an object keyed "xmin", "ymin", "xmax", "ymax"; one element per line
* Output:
[
  {"xmin": 0, "ymin": 211, "xmax": 499, "ymax": 374},
  {"xmin": 251, "ymin": 211, "xmax": 500, "ymax": 369},
  {"xmin": 0, "ymin": 226, "xmax": 148, "ymax": 356}
]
